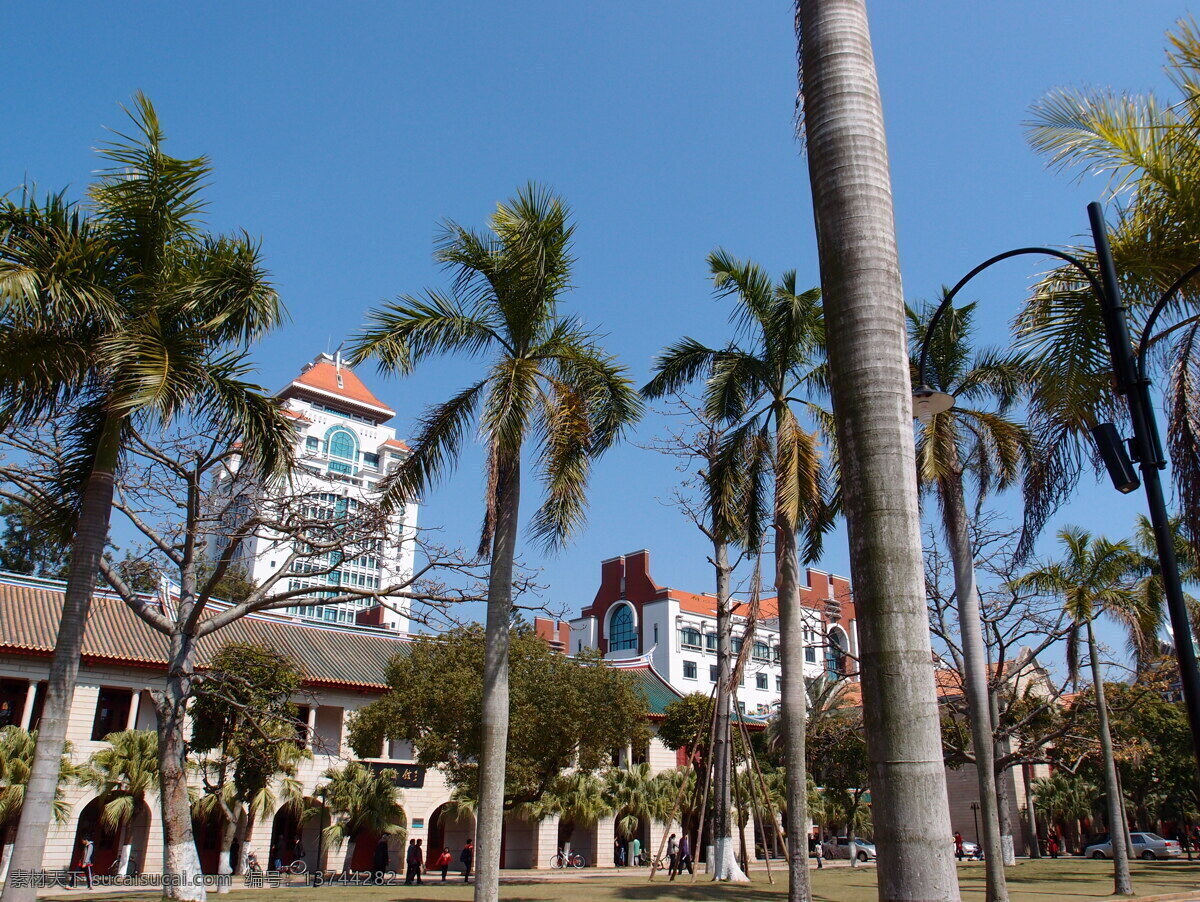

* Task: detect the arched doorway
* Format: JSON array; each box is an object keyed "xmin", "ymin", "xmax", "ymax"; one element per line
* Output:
[
  {"xmin": 427, "ymin": 803, "xmax": 475, "ymax": 871},
  {"xmin": 269, "ymin": 804, "xmax": 330, "ymax": 873},
  {"xmin": 826, "ymin": 627, "xmax": 848, "ymax": 677},
  {"xmin": 72, "ymin": 797, "xmax": 153, "ymax": 878},
  {"xmin": 615, "ymin": 810, "xmax": 650, "ymax": 863},
  {"xmin": 192, "ymin": 808, "xmax": 229, "ymax": 875},
  {"xmin": 557, "ymin": 819, "xmax": 598, "ymax": 866}
]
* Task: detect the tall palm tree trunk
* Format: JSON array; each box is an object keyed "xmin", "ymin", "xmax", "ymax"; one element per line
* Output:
[
  {"xmin": 475, "ymin": 457, "xmax": 520, "ymax": 902},
  {"xmin": 157, "ymin": 648, "xmax": 205, "ymax": 902},
  {"xmin": 3, "ymin": 414, "xmax": 122, "ymax": 902},
  {"xmin": 941, "ymin": 473, "xmax": 1008, "ymax": 901},
  {"xmin": 797, "ymin": 1, "xmax": 960, "ymax": 899},
  {"xmin": 712, "ymin": 539, "xmax": 747, "ymax": 881},
  {"xmin": 1086, "ymin": 620, "xmax": 1133, "ymax": 895},
  {"xmin": 1022, "ymin": 766, "xmax": 1041, "ymax": 859},
  {"xmin": 776, "ymin": 513, "xmax": 810, "ymax": 902}
]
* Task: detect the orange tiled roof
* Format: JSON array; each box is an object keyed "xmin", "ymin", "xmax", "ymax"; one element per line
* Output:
[
  {"xmin": 287, "ymin": 358, "xmax": 395, "ymax": 419},
  {"xmin": 0, "ymin": 578, "xmax": 410, "ymax": 690},
  {"xmin": 381, "ymin": 438, "xmax": 411, "ymax": 452},
  {"xmin": 279, "ymin": 408, "xmax": 311, "ymax": 423}
]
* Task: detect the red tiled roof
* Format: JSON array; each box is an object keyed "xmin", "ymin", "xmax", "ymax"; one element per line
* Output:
[
  {"xmin": 279, "ymin": 408, "xmax": 311, "ymax": 423},
  {"xmin": 285, "ymin": 357, "xmax": 395, "ymax": 419},
  {"xmin": 0, "ymin": 578, "xmax": 410, "ymax": 690},
  {"xmin": 381, "ymin": 438, "xmax": 410, "ymax": 452}
]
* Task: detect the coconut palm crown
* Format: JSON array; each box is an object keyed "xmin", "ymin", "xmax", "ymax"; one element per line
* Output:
[{"xmin": 349, "ymin": 183, "xmax": 641, "ymax": 551}]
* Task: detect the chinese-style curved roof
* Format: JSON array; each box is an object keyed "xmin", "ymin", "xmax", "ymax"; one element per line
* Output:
[{"xmin": 0, "ymin": 575, "xmax": 410, "ymax": 690}]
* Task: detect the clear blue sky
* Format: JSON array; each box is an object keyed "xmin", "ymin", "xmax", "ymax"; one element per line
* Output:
[{"xmin": 2, "ymin": 2, "xmax": 1191, "ymax": 646}]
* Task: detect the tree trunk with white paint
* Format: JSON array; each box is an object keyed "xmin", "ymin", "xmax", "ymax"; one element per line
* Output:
[
  {"xmin": 712, "ymin": 539, "xmax": 748, "ymax": 882},
  {"xmin": 797, "ymin": 1, "xmax": 961, "ymax": 899},
  {"xmin": 157, "ymin": 663, "xmax": 205, "ymax": 901}
]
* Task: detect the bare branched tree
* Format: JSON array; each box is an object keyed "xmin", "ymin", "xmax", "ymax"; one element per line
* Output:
[{"xmin": 925, "ymin": 513, "xmax": 1074, "ymax": 859}]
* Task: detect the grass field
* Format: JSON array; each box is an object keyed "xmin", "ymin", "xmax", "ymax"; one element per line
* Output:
[{"xmin": 41, "ymin": 860, "xmax": 1200, "ymax": 902}]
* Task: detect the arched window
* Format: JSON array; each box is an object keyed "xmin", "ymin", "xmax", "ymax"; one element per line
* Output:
[
  {"xmin": 705, "ymin": 633, "xmax": 718, "ymax": 652},
  {"xmin": 680, "ymin": 627, "xmax": 702, "ymax": 649},
  {"xmin": 327, "ymin": 428, "xmax": 358, "ymax": 461},
  {"xmin": 753, "ymin": 641, "xmax": 771, "ymax": 662},
  {"xmin": 608, "ymin": 605, "xmax": 637, "ymax": 651},
  {"xmin": 826, "ymin": 628, "xmax": 847, "ymax": 676}
]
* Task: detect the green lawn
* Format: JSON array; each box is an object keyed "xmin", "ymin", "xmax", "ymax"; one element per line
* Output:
[{"xmin": 41, "ymin": 860, "xmax": 1200, "ymax": 902}]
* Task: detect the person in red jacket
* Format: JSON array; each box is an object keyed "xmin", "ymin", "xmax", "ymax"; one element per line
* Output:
[{"xmin": 436, "ymin": 847, "xmax": 452, "ymax": 881}]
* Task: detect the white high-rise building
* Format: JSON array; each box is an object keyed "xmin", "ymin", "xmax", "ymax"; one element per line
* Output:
[{"xmin": 210, "ymin": 352, "xmax": 417, "ymax": 632}]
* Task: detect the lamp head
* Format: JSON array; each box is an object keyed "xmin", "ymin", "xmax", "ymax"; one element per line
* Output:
[{"xmin": 913, "ymin": 386, "xmax": 955, "ymax": 425}]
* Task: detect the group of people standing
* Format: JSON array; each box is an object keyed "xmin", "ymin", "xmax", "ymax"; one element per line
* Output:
[
  {"xmin": 401, "ymin": 837, "xmax": 474, "ymax": 885},
  {"xmin": 664, "ymin": 833, "xmax": 693, "ymax": 879}
]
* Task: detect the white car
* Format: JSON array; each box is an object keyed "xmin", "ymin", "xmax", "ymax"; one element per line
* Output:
[
  {"xmin": 1084, "ymin": 832, "xmax": 1183, "ymax": 861},
  {"xmin": 822, "ymin": 837, "xmax": 877, "ymax": 862}
]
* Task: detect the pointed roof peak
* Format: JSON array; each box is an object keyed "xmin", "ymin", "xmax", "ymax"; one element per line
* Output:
[{"xmin": 281, "ymin": 353, "xmax": 396, "ymax": 421}]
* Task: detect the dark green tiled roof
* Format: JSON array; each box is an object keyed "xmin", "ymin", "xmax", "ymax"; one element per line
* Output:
[{"xmin": 622, "ymin": 664, "xmax": 684, "ymax": 715}]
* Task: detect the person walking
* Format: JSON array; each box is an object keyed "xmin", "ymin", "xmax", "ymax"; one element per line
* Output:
[
  {"xmin": 954, "ymin": 831, "xmax": 964, "ymax": 861},
  {"xmin": 666, "ymin": 833, "xmax": 679, "ymax": 879},
  {"xmin": 405, "ymin": 839, "xmax": 422, "ymax": 885},
  {"xmin": 373, "ymin": 837, "xmax": 389, "ymax": 883},
  {"xmin": 460, "ymin": 839, "xmax": 474, "ymax": 882},
  {"xmin": 678, "ymin": 833, "xmax": 693, "ymax": 876},
  {"xmin": 72, "ymin": 838, "xmax": 95, "ymax": 889},
  {"xmin": 812, "ymin": 833, "xmax": 825, "ymax": 869},
  {"xmin": 436, "ymin": 847, "xmax": 452, "ymax": 882},
  {"xmin": 631, "ymin": 836, "xmax": 642, "ymax": 867},
  {"xmin": 614, "ymin": 836, "xmax": 623, "ymax": 867},
  {"xmin": 1047, "ymin": 834, "xmax": 1059, "ymax": 859}
]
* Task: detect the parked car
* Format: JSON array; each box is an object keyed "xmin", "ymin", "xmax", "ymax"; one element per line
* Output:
[
  {"xmin": 959, "ymin": 840, "xmax": 983, "ymax": 860},
  {"xmin": 1084, "ymin": 832, "xmax": 1183, "ymax": 860},
  {"xmin": 823, "ymin": 837, "xmax": 877, "ymax": 862}
]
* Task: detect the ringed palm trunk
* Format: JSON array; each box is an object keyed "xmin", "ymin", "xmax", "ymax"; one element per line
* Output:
[
  {"xmin": 798, "ymin": 1, "xmax": 961, "ymax": 899},
  {"xmin": 475, "ymin": 456, "xmax": 520, "ymax": 902},
  {"xmin": 341, "ymin": 836, "xmax": 356, "ymax": 875},
  {"xmin": 216, "ymin": 798, "xmax": 238, "ymax": 893},
  {"xmin": 3, "ymin": 412, "xmax": 122, "ymax": 902},
  {"xmin": 712, "ymin": 538, "xmax": 747, "ymax": 881},
  {"xmin": 941, "ymin": 472, "xmax": 1008, "ymax": 901},
  {"xmin": 157, "ymin": 645, "xmax": 206, "ymax": 902},
  {"xmin": 116, "ymin": 817, "xmax": 132, "ymax": 877},
  {"xmin": 1022, "ymin": 766, "xmax": 1041, "ymax": 859},
  {"xmin": 1086, "ymin": 620, "xmax": 1133, "ymax": 895},
  {"xmin": 775, "ymin": 509, "xmax": 810, "ymax": 902}
]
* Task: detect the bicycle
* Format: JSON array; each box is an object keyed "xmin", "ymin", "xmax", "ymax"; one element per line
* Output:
[
  {"xmin": 285, "ymin": 859, "xmax": 308, "ymax": 875},
  {"xmin": 550, "ymin": 849, "xmax": 586, "ymax": 869},
  {"xmin": 636, "ymin": 850, "xmax": 665, "ymax": 869}
]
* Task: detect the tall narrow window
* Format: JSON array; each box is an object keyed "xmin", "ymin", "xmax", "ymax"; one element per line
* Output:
[{"xmin": 608, "ymin": 605, "xmax": 637, "ymax": 651}]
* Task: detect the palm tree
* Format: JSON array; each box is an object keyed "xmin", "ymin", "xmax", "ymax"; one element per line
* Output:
[
  {"xmin": 0, "ymin": 728, "xmax": 77, "ymax": 882},
  {"xmin": 1021, "ymin": 19, "xmax": 1200, "ymax": 546},
  {"xmin": 911, "ymin": 300, "xmax": 1033, "ymax": 899},
  {"xmin": 316, "ymin": 762, "xmax": 406, "ymax": 875},
  {"xmin": 643, "ymin": 251, "xmax": 830, "ymax": 899},
  {"xmin": 81, "ymin": 730, "xmax": 158, "ymax": 878},
  {"xmin": 0, "ymin": 96, "xmax": 291, "ymax": 902},
  {"xmin": 1017, "ymin": 527, "xmax": 1162, "ymax": 894},
  {"xmin": 1034, "ymin": 772, "xmax": 1098, "ymax": 854},
  {"xmin": 541, "ymin": 772, "xmax": 612, "ymax": 852},
  {"xmin": 795, "ymin": 1, "xmax": 962, "ymax": 899},
  {"xmin": 602, "ymin": 763, "xmax": 666, "ymax": 844},
  {"xmin": 349, "ymin": 184, "xmax": 641, "ymax": 902}
]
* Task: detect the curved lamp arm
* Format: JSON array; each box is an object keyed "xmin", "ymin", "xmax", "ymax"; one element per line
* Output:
[
  {"xmin": 916, "ymin": 247, "xmax": 1100, "ymax": 389},
  {"xmin": 1136, "ymin": 261, "xmax": 1200, "ymax": 383}
]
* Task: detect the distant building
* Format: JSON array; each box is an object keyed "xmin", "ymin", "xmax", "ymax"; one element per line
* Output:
[
  {"xmin": 558, "ymin": 549, "xmax": 858, "ymax": 717},
  {"xmin": 209, "ymin": 352, "xmax": 416, "ymax": 632}
]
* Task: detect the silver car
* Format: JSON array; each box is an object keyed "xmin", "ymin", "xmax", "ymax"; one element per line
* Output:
[
  {"xmin": 822, "ymin": 837, "xmax": 877, "ymax": 862},
  {"xmin": 1084, "ymin": 832, "xmax": 1183, "ymax": 860}
]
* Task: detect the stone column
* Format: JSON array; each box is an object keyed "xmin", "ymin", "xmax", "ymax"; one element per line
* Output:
[
  {"xmin": 307, "ymin": 706, "xmax": 318, "ymax": 752},
  {"xmin": 534, "ymin": 814, "xmax": 559, "ymax": 869},
  {"xmin": 595, "ymin": 816, "xmax": 617, "ymax": 868},
  {"xmin": 125, "ymin": 690, "xmax": 141, "ymax": 731},
  {"xmin": 19, "ymin": 681, "xmax": 37, "ymax": 731}
]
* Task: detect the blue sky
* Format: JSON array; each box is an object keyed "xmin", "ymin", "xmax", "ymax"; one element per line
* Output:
[{"xmin": 2, "ymin": 1, "xmax": 1191, "ymax": 650}]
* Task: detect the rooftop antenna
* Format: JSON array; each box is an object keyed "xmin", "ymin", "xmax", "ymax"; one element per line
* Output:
[{"xmin": 334, "ymin": 341, "xmax": 345, "ymax": 388}]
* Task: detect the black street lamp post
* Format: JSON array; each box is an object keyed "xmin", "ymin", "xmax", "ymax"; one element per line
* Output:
[
  {"xmin": 914, "ymin": 202, "xmax": 1200, "ymax": 791},
  {"xmin": 970, "ymin": 802, "xmax": 981, "ymax": 845}
]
